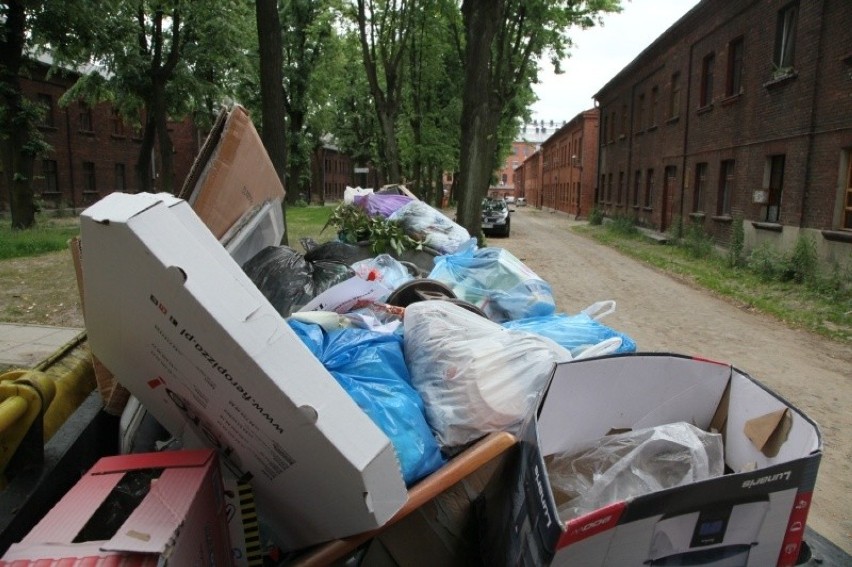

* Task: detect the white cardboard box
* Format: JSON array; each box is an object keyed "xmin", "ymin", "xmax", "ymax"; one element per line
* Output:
[
  {"xmin": 481, "ymin": 354, "xmax": 821, "ymax": 567},
  {"xmin": 80, "ymin": 192, "xmax": 408, "ymax": 549}
]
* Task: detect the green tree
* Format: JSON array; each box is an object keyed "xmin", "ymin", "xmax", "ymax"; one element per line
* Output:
[
  {"xmin": 454, "ymin": 0, "xmax": 621, "ymax": 235},
  {"xmin": 354, "ymin": 0, "xmax": 418, "ymax": 184},
  {"xmin": 281, "ymin": 0, "xmax": 338, "ymax": 205},
  {"xmin": 402, "ymin": 0, "xmax": 462, "ymax": 205},
  {"xmin": 53, "ymin": 0, "xmax": 253, "ymax": 194}
]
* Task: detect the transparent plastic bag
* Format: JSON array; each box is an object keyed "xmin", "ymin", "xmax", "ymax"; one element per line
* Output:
[
  {"xmin": 289, "ymin": 320, "xmax": 445, "ymax": 485},
  {"xmin": 403, "ymin": 301, "xmax": 571, "ymax": 448},
  {"xmin": 428, "ymin": 241, "xmax": 556, "ymax": 322},
  {"xmin": 353, "ymin": 193, "xmax": 414, "ymax": 218},
  {"xmin": 388, "ymin": 200, "xmax": 471, "ymax": 255},
  {"xmin": 351, "ymin": 254, "xmax": 415, "ymax": 291},
  {"xmin": 545, "ymin": 422, "xmax": 724, "ymax": 522}
]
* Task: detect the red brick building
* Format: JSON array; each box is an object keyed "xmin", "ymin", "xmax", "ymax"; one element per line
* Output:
[
  {"xmin": 310, "ymin": 142, "xmax": 380, "ymax": 204},
  {"xmin": 594, "ymin": 0, "xmax": 852, "ymax": 267},
  {"xmin": 490, "ymin": 141, "xmax": 538, "ymax": 199},
  {"xmin": 538, "ymin": 108, "xmax": 599, "ymax": 218},
  {"xmin": 0, "ymin": 60, "xmax": 200, "ymax": 213},
  {"xmin": 519, "ymin": 149, "xmax": 542, "ymax": 209}
]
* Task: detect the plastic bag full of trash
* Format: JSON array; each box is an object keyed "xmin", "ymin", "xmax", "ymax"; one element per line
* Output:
[{"xmin": 403, "ymin": 300, "xmax": 571, "ymax": 448}]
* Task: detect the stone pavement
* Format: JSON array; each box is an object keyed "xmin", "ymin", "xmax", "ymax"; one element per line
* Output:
[{"xmin": 0, "ymin": 323, "xmax": 85, "ymax": 369}]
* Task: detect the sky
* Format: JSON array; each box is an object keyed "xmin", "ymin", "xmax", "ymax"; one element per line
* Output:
[{"xmin": 530, "ymin": 0, "xmax": 701, "ymax": 122}]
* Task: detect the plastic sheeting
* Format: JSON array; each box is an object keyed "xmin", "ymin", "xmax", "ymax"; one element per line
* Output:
[
  {"xmin": 502, "ymin": 312, "xmax": 636, "ymax": 357},
  {"xmin": 545, "ymin": 422, "xmax": 724, "ymax": 521},
  {"xmin": 388, "ymin": 201, "xmax": 471, "ymax": 255}
]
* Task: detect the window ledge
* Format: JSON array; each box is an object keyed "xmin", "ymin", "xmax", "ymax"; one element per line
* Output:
[
  {"xmin": 689, "ymin": 212, "xmax": 706, "ymax": 220},
  {"xmin": 37, "ymin": 125, "xmax": 58, "ymax": 132},
  {"xmin": 820, "ymin": 229, "xmax": 852, "ymax": 243},
  {"xmin": 712, "ymin": 215, "xmax": 733, "ymax": 223},
  {"xmin": 619, "ymin": 134, "xmax": 626, "ymax": 141},
  {"xmin": 635, "ymin": 130, "xmax": 644, "ymax": 137},
  {"xmin": 110, "ymin": 134, "xmax": 127, "ymax": 140},
  {"xmin": 633, "ymin": 204, "xmax": 641, "ymax": 210},
  {"xmin": 78, "ymin": 130, "xmax": 95, "ymax": 136},
  {"xmin": 643, "ymin": 206, "xmax": 653, "ymax": 212},
  {"xmin": 666, "ymin": 115, "xmax": 680, "ymax": 125},
  {"xmin": 720, "ymin": 93, "xmax": 742, "ymax": 106},
  {"xmin": 646, "ymin": 125, "xmax": 658, "ymax": 132},
  {"xmin": 752, "ymin": 221, "xmax": 783, "ymax": 232},
  {"xmin": 763, "ymin": 70, "xmax": 798, "ymax": 89},
  {"xmin": 697, "ymin": 104, "xmax": 714, "ymax": 115}
]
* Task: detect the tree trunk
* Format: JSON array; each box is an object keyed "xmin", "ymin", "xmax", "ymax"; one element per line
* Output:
[
  {"xmin": 135, "ymin": 113, "xmax": 157, "ymax": 193},
  {"xmin": 1, "ymin": 1, "xmax": 37, "ymax": 228},
  {"xmin": 457, "ymin": 0, "xmax": 504, "ymax": 236},
  {"xmin": 152, "ymin": 81, "xmax": 175, "ymax": 192},
  {"xmin": 286, "ymin": 109, "xmax": 306, "ymax": 203},
  {"xmin": 256, "ymin": 0, "xmax": 289, "ymax": 243}
]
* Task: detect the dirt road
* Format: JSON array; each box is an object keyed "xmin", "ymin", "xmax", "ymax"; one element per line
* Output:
[{"xmin": 497, "ymin": 206, "xmax": 851, "ymax": 553}]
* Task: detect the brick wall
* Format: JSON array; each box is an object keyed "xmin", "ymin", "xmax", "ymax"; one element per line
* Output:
[{"xmin": 593, "ymin": 0, "xmax": 852, "ymax": 258}]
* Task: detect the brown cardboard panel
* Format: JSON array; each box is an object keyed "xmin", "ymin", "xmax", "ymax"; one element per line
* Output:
[
  {"xmin": 181, "ymin": 105, "xmax": 285, "ymax": 239},
  {"xmin": 744, "ymin": 407, "xmax": 792, "ymax": 457}
]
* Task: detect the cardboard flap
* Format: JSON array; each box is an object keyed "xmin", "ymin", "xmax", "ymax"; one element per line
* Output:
[
  {"xmin": 180, "ymin": 105, "xmax": 285, "ymax": 239},
  {"xmin": 744, "ymin": 408, "xmax": 792, "ymax": 457},
  {"xmin": 100, "ymin": 468, "xmax": 206, "ymax": 554},
  {"xmin": 90, "ymin": 449, "xmax": 214, "ymax": 475}
]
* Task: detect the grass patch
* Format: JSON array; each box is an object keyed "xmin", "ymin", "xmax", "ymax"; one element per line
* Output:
[
  {"xmin": 285, "ymin": 204, "xmax": 337, "ymax": 250},
  {"xmin": 574, "ymin": 224, "xmax": 851, "ymax": 343},
  {"xmin": 0, "ymin": 216, "xmax": 81, "ymax": 260}
]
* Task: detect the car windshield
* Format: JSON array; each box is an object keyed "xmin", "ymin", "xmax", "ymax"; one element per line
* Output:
[{"xmin": 482, "ymin": 199, "xmax": 506, "ymax": 213}]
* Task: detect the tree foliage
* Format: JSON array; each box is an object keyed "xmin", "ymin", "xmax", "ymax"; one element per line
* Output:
[
  {"xmin": 49, "ymin": 0, "xmax": 254, "ymax": 194},
  {"xmin": 454, "ymin": 0, "xmax": 621, "ymax": 235}
]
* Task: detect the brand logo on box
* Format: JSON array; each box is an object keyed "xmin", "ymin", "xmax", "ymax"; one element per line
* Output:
[{"xmin": 741, "ymin": 470, "xmax": 791, "ymax": 489}]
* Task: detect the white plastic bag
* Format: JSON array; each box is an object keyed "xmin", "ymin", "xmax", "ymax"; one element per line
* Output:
[
  {"xmin": 545, "ymin": 422, "xmax": 724, "ymax": 522},
  {"xmin": 343, "ymin": 185, "xmax": 373, "ymax": 204},
  {"xmin": 403, "ymin": 301, "xmax": 571, "ymax": 448}
]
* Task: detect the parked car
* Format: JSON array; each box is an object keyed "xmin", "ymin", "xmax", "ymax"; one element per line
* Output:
[
  {"xmin": 516, "ymin": 197, "xmax": 527, "ymax": 207},
  {"xmin": 505, "ymin": 196, "xmax": 516, "ymax": 205},
  {"xmin": 481, "ymin": 197, "xmax": 510, "ymax": 237}
]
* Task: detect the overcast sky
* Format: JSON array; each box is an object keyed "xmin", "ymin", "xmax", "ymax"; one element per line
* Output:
[{"xmin": 530, "ymin": 0, "xmax": 701, "ymax": 122}]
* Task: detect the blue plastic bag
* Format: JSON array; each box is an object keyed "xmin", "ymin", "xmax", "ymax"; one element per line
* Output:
[
  {"xmin": 502, "ymin": 312, "xmax": 637, "ymax": 357},
  {"xmin": 288, "ymin": 320, "xmax": 445, "ymax": 485},
  {"xmin": 429, "ymin": 241, "xmax": 556, "ymax": 322}
]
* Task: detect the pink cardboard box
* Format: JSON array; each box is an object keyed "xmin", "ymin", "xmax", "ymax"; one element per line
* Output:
[{"xmin": 1, "ymin": 449, "xmax": 231, "ymax": 566}]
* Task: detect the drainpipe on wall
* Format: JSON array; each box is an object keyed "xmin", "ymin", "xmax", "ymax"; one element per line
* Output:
[
  {"xmin": 680, "ymin": 41, "xmax": 696, "ymax": 223},
  {"xmin": 801, "ymin": 0, "xmax": 826, "ymax": 229}
]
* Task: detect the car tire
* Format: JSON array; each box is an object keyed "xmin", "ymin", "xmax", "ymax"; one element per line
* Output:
[{"xmin": 502, "ymin": 218, "xmax": 511, "ymax": 237}]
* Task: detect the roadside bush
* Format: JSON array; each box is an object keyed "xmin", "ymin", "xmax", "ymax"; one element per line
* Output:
[
  {"xmin": 293, "ymin": 198, "xmax": 309, "ymax": 208},
  {"xmin": 683, "ymin": 222, "xmax": 714, "ymax": 258},
  {"xmin": 787, "ymin": 234, "xmax": 818, "ymax": 284},
  {"xmin": 607, "ymin": 214, "xmax": 638, "ymax": 237},
  {"xmin": 589, "ymin": 207, "xmax": 604, "ymax": 226},
  {"xmin": 747, "ymin": 241, "xmax": 786, "ymax": 281},
  {"xmin": 727, "ymin": 215, "xmax": 745, "ymax": 268}
]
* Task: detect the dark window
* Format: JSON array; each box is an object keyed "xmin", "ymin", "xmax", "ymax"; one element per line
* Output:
[
  {"xmin": 79, "ymin": 103, "xmax": 93, "ymax": 132},
  {"xmin": 636, "ymin": 93, "xmax": 645, "ymax": 131},
  {"xmin": 83, "ymin": 161, "xmax": 97, "ymax": 192},
  {"xmin": 609, "ymin": 111, "xmax": 616, "ymax": 142},
  {"xmin": 617, "ymin": 171, "xmax": 624, "ymax": 204},
  {"xmin": 718, "ymin": 160, "xmax": 734, "ymax": 216},
  {"xmin": 694, "ymin": 163, "xmax": 708, "ymax": 212},
  {"xmin": 645, "ymin": 169, "xmax": 654, "ymax": 208},
  {"xmin": 115, "ymin": 163, "xmax": 126, "ymax": 192},
  {"xmin": 601, "ymin": 174, "xmax": 607, "ymax": 201},
  {"xmin": 38, "ymin": 93, "xmax": 55, "ymax": 127},
  {"xmin": 601, "ymin": 115, "xmax": 608, "ymax": 145},
  {"xmin": 111, "ymin": 109, "xmax": 125, "ymax": 137},
  {"xmin": 621, "ymin": 104, "xmax": 628, "ymax": 136},
  {"xmin": 633, "ymin": 170, "xmax": 641, "ymax": 207},
  {"xmin": 607, "ymin": 173, "xmax": 613, "ymax": 203},
  {"xmin": 42, "ymin": 159, "xmax": 59, "ymax": 193},
  {"xmin": 765, "ymin": 155, "xmax": 785, "ymax": 222},
  {"xmin": 669, "ymin": 72, "xmax": 681, "ymax": 118},
  {"xmin": 701, "ymin": 54, "xmax": 715, "ymax": 107},
  {"xmin": 774, "ymin": 3, "xmax": 797, "ymax": 70},
  {"xmin": 727, "ymin": 38, "xmax": 744, "ymax": 96},
  {"xmin": 650, "ymin": 87, "xmax": 658, "ymax": 127}
]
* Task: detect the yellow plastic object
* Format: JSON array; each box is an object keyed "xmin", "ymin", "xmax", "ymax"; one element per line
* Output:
[{"xmin": 0, "ymin": 370, "xmax": 56, "ymax": 477}]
